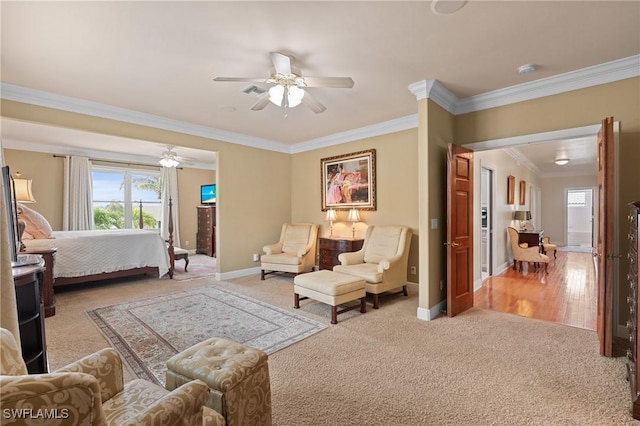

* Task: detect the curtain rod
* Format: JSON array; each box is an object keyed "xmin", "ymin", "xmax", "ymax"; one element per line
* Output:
[{"xmin": 52, "ymin": 154, "xmax": 183, "ymax": 169}]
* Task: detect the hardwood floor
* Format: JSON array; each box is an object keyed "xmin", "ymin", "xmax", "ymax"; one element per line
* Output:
[{"xmin": 474, "ymin": 249, "xmax": 597, "ymax": 331}]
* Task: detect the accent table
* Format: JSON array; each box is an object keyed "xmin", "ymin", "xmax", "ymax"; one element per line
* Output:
[
  {"xmin": 518, "ymin": 230, "xmax": 543, "ymax": 252},
  {"xmin": 318, "ymin": 237, "xmax": 364, "ymax": 270}
]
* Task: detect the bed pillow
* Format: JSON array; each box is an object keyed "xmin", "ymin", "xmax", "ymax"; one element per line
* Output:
[{"xmin": 17, "ymin": 203, "xmax": 54, "ymax": 239}]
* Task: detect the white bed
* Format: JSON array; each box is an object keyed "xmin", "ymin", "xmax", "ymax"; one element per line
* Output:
[{"xmin": 23, "ymin": 229, "xmax": 170, "ymax": 285}]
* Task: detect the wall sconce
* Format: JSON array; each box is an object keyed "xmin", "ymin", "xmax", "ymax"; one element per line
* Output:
[
  {"xmin": 325, "ymin": 209, "xmax": 337, "ymax": 237},
  {"xmin": 347, "ymin": 208, "xmax": 360, "ymax": 239}
]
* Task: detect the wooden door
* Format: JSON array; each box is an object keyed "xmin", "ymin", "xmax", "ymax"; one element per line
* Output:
[
  {"xmin": 446, "ymin": 144, "xmax": 474, "ymax": 317},
  {"xmin": 596, "ymin": 116, "xmax": 615, "ymax": 357}
]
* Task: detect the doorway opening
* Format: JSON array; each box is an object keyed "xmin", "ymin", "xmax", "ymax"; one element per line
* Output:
[{"xmin": 480, "ymin": 167, "xmax": 493, "ymax": 281}]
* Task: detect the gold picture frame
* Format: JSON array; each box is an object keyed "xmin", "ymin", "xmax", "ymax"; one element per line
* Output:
[
  {"xmin": 321, "ymin": 149, "xmax": 376, "ymax": 211},
  {"xmin": 507, "ymin": 175, "xmax": 515, "ymax": 205},
  {"xmin": 519, "ymin": 180, "xmax": 526, "ymax": 205}
]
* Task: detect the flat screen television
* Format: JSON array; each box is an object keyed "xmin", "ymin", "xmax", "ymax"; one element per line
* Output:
[{"xmin": 201, "ymin": 184, "xmax": 216, "ymax": 205}]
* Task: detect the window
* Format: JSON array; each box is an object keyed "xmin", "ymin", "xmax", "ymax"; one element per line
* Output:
[
  {"xmin": 567, "ymin": 190, "xmax": 587, "ymax": 207},
  {"xmin": 92, "ymin": 166, "xmax": 162, "ymax": 230}
]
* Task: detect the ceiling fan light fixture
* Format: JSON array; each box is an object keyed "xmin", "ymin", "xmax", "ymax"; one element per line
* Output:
[
  {"xmin": 554, "ymin": 158, "xmax": 569, "ymax": 166},
  {"xmin": 159, "ymin": 147, "xmax": 180, "ymax": 168},
  {"xmin": 268, "ymin": 84, "xmax": 305, "ymax": 108}
]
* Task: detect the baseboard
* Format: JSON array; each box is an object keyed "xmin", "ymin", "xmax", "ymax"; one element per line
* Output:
[
  {"xmin": 218, "ymin": 266, "xmax": 262, "ymax": 281},
  {"xmin": 496, "ymin": 261, "xmax": 510, "ymax": 275},
  {"xmin": 474, "ymin": 278, "xmax": 483, "ymax": 292},
  {"xmin": 417, "ymin": 299, "xmax": 446, "ymax": 321}
]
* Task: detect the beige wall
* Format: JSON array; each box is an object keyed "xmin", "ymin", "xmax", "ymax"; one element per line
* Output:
[
  {"xmin": 291, "ymin": 128, "xmax": 419, "ymax": 282},
  {"xmin": 539, "ymin": 175, "xmax": 597, "ymax": 247},
  {"xmin": 1, "ymin": 100, "xmax": 292, "ymax": 274},
  {"xmin": 455, "ymin": 76, "xmax": 640, "ymax": 329}
]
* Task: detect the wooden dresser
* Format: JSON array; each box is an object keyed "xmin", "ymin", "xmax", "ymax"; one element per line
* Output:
[
  {"xmin": 196, "ymin": 206, "xmax": 216, "ymax": 257},
  {"xmin": 627, "ymin": 201, "xmax": 640, "ymax": 419},
  {"xmin": 13, "ymin": 258, "xmax": 48, "ymax": 374},
  {"xmin": 318, "ymin": 237, "xmax": 364, "ymax": 270}
]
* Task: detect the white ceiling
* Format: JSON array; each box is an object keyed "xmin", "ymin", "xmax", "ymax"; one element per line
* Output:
[{"xmin": 1, "ymin": 1, "xmax": 638, "ymax": 173}]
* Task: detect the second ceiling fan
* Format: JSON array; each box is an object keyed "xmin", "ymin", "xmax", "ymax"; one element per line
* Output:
[{"xmin": 213, "ymin": 52, "xmax": 354, "ymax": 113}]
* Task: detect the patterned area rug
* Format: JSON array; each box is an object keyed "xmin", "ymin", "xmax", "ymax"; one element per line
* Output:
[
  {"xmin": 170, "ymin": 254, "xmax": 216, "ymax": 281},
  {"xmin": 87, "ymin": 286, "xmax": 327, "ymax": 385}
]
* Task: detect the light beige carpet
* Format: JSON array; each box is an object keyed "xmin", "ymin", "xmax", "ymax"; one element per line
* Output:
[{"xmin": 46, "ymin": 273, "xmax": 634, "ymax": 425}]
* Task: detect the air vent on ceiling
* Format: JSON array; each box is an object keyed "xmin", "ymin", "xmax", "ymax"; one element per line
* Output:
[{"xmin": 242, "ymin": 85, "xmax": 266, "ymax": 95}]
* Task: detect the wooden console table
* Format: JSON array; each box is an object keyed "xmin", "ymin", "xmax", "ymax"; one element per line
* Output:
[
  {"xmin": 24, "ymin": 247, "xmax": 57, "ymax": 317},
  {"xmin": 518, "ymin": 230, "xmax": 543, "ymax": 251},
  {"xmin": 319, "ymin": 237, "xmax": 364, "ymax": 270}
]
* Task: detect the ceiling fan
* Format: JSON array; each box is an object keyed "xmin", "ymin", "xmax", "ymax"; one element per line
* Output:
[{"xmin": 213, "ymin": 52, "xmax": 354, "ymax": 113}]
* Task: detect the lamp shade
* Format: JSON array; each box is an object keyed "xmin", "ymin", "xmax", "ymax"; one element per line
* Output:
[
  {"xmin": 14, "ymin": 178, "xmax": 36, "ymax": 203},
  {"xmin": 269, "ymin": 84, "xmax": 305, "ymax": 108},
  {"xmin": 325, "ymin": 209, "xmax": 337, "ymax": 222},
  {"xmin": 347, "ymin": 208, "xmax": 360, "ymax": 223},
  {"xmin": 513, "ymin": 210, "xmax": 531, "ymax": 221}
]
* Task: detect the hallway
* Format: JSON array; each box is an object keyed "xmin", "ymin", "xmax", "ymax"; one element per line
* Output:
[{"xmin": 474, "ymin": 249, "xmax": 596, "ymax": 330}]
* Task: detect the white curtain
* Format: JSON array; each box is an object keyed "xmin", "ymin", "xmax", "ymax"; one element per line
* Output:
[
  {"xmin": 160, "ymin": 166, "xmax": 180, "ymax": 247},
  {"xmin": 63, "ymin": 156, "xmax": 94, "ymax": 231}
]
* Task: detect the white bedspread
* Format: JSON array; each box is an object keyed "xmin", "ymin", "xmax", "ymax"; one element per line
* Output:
[{"xmin": 23, "ymin": 229, "xmax": 170, "ymax": 279}]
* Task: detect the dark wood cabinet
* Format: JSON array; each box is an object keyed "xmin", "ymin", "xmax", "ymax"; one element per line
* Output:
[
  {"xmin": 319, "ymin": 237, "xmax": 364, "ymax": 270},
  {"xmin": 13, "ymin": 259, "xmax": 48, "ymax": 374},
  {"xmin": 518, "ymin": 230, "xmax": 543, "ymax": 251},
  {"xmin": 626, "ymin": 201, "xmax": 640, "ymax": 420},
  {"xmin": 24, "ymin": 247, "xmax": 57, "ymax": 317},
  {"xmin": 197, "ymin": 206, "xmax": 216, "ymax": 257}
]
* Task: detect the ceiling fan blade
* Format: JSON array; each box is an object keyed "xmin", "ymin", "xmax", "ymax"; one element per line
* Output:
[
  {"xmin": 270, "ymin": 52, "xmax": 292, "ymax": 76},
  {"xmin": 213, "ymin": 77, "xmax": 266, "ymax": 83},
  {"xmin": 302, "ymin": 76, "xmax": 354, "ymax": 88},
  {"xmin": 302, "ymin": 90, "xmax": 326, "ymax": 114},
  {"xmin": 250, "ymin": 93, "xmax": 271, "ymax": 111}
]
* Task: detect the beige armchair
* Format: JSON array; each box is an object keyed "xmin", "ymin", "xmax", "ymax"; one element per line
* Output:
[
  {"xmin": 333, "ymin": 225, "xmax": 412, "ymax": 309},
  {"xmin": 261, "ymin": 223, "xmax": 319, "ymax": 280},
  {"xmin": 0, "ymin": 328, "xmax": 225, "ymax": 426},
  {"xmin": 542, "ymin": 236, "xmax": 558, "ymax": 259},
  {"xmin": 507, "ymin": 227, "xmax": 549, "ymax": 273}
]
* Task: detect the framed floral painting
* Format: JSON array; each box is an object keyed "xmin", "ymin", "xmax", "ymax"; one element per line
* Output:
[{"xmin": 321, "ymin": 149, "xmax": 376, "ymax": 211}]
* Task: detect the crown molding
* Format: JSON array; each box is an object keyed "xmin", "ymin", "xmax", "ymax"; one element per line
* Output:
[
  {"xmin": 0, "ymin": 83, "xmax": 290, "ymax": 154},
  {"xmin": 455, "ymin": 55, "xmax": 640, "ymax": 115},
  {"xmin": 290, "ymin": 115, "xmax": 418, "ymax": 154},
  {"xmin": 407, "ymin": 79, "xmax": 458, "ymax": 114},
  {"xmin": 503, "ymin": 147, "xmax": 541, "ymax": 176},
  {"xmin": 1, "ymin": 55, "xmax": 637, "ymax": 155}
]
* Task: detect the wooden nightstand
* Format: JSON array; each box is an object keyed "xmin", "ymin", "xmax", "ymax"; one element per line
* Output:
[
  {"xmin": 23, "ymin": 247, "xmax": 57, "ymax": 317},
  {"xmin": 319, "ymin": 237, "xmax": 364, "ymax": 270}
]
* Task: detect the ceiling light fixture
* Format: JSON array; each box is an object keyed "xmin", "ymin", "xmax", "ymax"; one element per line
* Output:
[
  {"xmin": 518, "ymin": 64, "xmax": 537, "ymax": 74},
  {"xmin": 431, "ymin": 0, "xmax": 467, "ymax": 15},
  {"xmin": 268, "ymin": 83, "xmax": 305, "ymax": 108},
  {"xmin": 554, "ymin": 158, "xmax": 570, "ymax": 166},
  {"xmin": 159, "ymin": 147, "xmax": 180, "ymax": 168}
]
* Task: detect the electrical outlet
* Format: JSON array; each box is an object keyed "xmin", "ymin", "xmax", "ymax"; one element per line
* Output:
[
  {"xmin": 185, "ymin": 240, "xmax": 189, "ymax": 247},
  {"xmin": 252, "ymin": 253, "xmax": 260, "ymax": 262},
  {"xmin": 410, "ymin": 266, "xmax": 417, "ymax": 275}
]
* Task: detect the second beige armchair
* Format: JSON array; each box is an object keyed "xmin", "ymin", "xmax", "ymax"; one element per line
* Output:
[
  {"xmin": 333, "ymin": 225, "xmax": 412, "ymax": 309},
  {"xmin": 261, "ymin": 223, "xmax": 319, "ymax": 280},
  {"xmin": 507, "ymin": 227, "xmax": 549, "ymax": 273}
]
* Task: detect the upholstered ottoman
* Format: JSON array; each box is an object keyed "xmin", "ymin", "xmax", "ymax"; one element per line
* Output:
[
  {"xmin": 165, "ymin": 337, "xmax": 272, "ymax": 426},
  {"xmin": 293, "ymin": 270, "xmax": 366, "ymax": 324}
]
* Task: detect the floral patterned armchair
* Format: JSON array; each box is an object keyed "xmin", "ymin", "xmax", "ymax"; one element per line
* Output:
[{"xmin": 0, "ymin": 328, "xmax": 225, "ymax": 426}]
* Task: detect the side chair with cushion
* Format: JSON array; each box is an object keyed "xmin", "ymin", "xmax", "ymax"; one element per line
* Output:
[
  {"xmin": 333, "ymin": 225, "xmax": 412, "ymax": 309},
  {"xmin": 0, "ymin": 328, "xmax": 225, "ymax": 426},
  {"xmin": 542, "ymin": 236, "xmax": 558, "ymax": 259},
  {"xmin": 507, "ymin": 227, "xmax": 550, "ymax": 273},
  {"xmin": 261, "ymin": 223, "xmax": 319, "ymax": 280}
]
